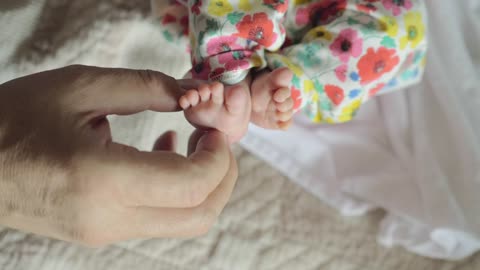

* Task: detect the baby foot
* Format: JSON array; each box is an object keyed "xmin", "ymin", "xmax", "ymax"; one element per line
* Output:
[
  {"xmin": 179, "ymin": 80, "xmax": 251, "ymax": 143},
  {"xmin": 250, "ymin": 67, "xmax": 295, "ymax": 130}
]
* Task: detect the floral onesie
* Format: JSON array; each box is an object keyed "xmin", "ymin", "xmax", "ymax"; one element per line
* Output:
[{"xmin": 154, "ymin": 0, "xmax": 427, "ymax": 123}]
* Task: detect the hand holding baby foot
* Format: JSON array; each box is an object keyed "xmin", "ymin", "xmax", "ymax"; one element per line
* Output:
[
  {"xmin": 179, "ymin": 79, "xmax": 251, "ymax": 143},
  {"xmin": 250, "ymin": 67, "xmax": 295, "ymax": 130}
]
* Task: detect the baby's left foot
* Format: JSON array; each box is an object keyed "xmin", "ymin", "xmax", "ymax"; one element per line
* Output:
[
  {"xmin": 179, "ymin": 80, "xmax": 251, "ymax": 143},
  {"xmin": 250, "ymin": 68, "xmax": 295, "ymax": 130}
]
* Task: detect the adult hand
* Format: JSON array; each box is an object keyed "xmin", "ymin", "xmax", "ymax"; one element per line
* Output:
[{"xmin": 0, "ymin": 65, "xmax": 238, "ymax": 247}]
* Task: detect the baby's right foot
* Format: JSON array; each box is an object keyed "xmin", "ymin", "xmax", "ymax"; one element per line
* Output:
[{"xmin": 179, "ymin": 80, "xmax": 251, "ymax": 143}]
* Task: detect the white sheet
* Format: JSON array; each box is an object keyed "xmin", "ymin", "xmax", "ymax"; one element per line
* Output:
[{"xmin": 240, "ymin": 0, "xmax": 480, "ymax": 260}]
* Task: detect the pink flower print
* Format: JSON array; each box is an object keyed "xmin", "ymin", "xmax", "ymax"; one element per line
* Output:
[
  {"xmin": 206, "ymin": 36, "xmax": 242, "ymax": 58},
  {"xmin": 206, "ymin": 36, "xmax": 245, "ymax": 65},
  {"xmin": 382, "ymin": 0, "xmax": 413, "ymax": 16},
  {"xmin": 335, "ymin": 65, "xmax": 348, "ymax": 82},
  {"xmin": 329, "ymin": 29, "xmax": 363, "ymax": 63},
  {"xmin": 224, "ymin": 50, "xmax": 252, "ymax": 71},
  {"xmin": 296, "ymin": 0, "xmax": 347, "ymax": 26},
  {"xmin": 295, "ymin": 8, "xmax": 310, "ymax": 26}
]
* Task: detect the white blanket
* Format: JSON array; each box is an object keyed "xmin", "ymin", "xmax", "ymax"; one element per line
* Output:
[
  {"xmin": 1, "ymin": 0, "xmax": 480, "ymax": 268},
  {"xmin": 240, "ymin": 0, "xmax": 480, "ymax": 260}
]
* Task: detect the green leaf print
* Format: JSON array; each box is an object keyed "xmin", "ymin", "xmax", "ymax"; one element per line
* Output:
[
  {"xmin": 162, "ymin": 30, "xmax": 174, "ymax": 43},
  {"xmin": 227, "ymin": 12, "xmax": 245, "ymax": 25},
  {"xmin": 292, "ymin": 75, "xmax": 301, "ymax": 88},
  {"xmin": 381, "ymin": 36, "xmax": 396, "ymax": 48},
  {"xmin": 272, "ymin": 60, "xmax": 282, "ymax": 69},
  {"xmin": 297, "ymin": 51, "xmax": 321, "ymax": 68},
  {"xmin": 314, "ymin": 80, "xmax": 324, "ymax": 94},
  {"xmin": 206, "ymin": 19, "xmax": 221, "ymax": 32},
  {"xmin": 198, "ymin": 31, "xmax": 206, "ymax": 45},
  {"xmin": 320, "ymin": 97, "xmax": 332, "ymax": 111},
  {"xmin": 347, "ymin": 17, "xmax": 359, "ymax": 25},
  {"xmin": 360, "ymin": 21, "xmax": 376, "ymax": 35}
]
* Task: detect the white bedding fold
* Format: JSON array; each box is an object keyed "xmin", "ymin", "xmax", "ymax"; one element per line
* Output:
[{"xmin": 240, "ymin": 0, "xmax": 480, "ymax": 260}]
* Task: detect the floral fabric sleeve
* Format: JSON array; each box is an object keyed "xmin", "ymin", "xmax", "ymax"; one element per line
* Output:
[
  {"xmin": 266, "ymin": 0, "xmax": 428, "ymax": 123},
  {"xmin": 188, "ymin": 0, "xmax": 288, "ymax": 84},
  {"xmin": 183, "ymin": 0, "xmax": 427, "ymax": 123}
]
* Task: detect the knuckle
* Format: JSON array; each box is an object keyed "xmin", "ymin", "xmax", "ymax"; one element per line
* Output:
[
  {"xmin": 63, "ymin": 223, "xmax": 105, "ymax": 248},
  {"xmin": 136, "ymin": 69, "xmax": 156, "ymax": 86},
  {"xmin": 135, "ymin": 69, "xmax": 177, "ymax": 95},
  {"xmin": 136, "ymin": 69, "xmax": 171, "ymax": 89},
  {"xmin": 190, "ymin": 208, "xmax": 217, "ymax": 237},
  {"xmin": 182, "ymin": 165, "xmax": 213, "ymax": 207},
  {"xmin": 80, "ymin": 233, "xmax": 108, "ymax": 248},
  {"xmin": 184, "ymin": 178, "xmax": 210, "ymax": 208},
  {"xmin": 71, "ymin": 217, "xmax": 112, "ymax": 248}
]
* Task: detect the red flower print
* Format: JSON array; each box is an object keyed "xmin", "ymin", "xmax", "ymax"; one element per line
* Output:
[
  {"xmin": 281, "ymin": 37, "xmax": 293, "ymax": 49},
  {"xmin": 235, "ymin": 12, "xmax": 278, "ymax": 47},
  {"xmin": 369, "ymin": 83, "xmax": 385, "ymax": 96},
  {"xmin": 356, "ymin": 0, "xmax": 379, "ymax": 14},
  {"xmin": 296, "ymin": 0, "xmax": 347, "ymax": 27},
  {"xmin": 357, "ymin": 47, "xmax": 400, "ymax": 85},
  {"xmin": 325, "ymin": 85, "xmax": 345, "ymax": 106},
  {"xmin": 335, "ymin": 65, "xmax": 348, "ymax": 82},
  {"xmin": 162, "ymin": 13, "xmax": 176, "ymax": 25},
  {"xmin": 192, "ymin": 60, "xmax": 211, "ymax": 80},
  {"xmin": 382, "ymin": 0, "xmax": 413, "ymax": 16},
  {"xmin": 329, "ymin": 28, "xmax": 363, "ymax": 63},
  {"xmin": 209, "ymin": 67, "xmax": 226, "ymax": 81},
  {"xmin": 172, "ymin": 0, "xmax": 183, "ymax": 6},
  {"xmin": 291, "ymin": 86, "xmax": 303, "ymax": 110},
  {"xmin": 263, "ymin": 0, "xmax": 288, "ymax": 13},
  {"xmin": 180, "ymin": 15, "xmax": 189, "ymax": 36},
  {"xmin": 191, "ymin": 0, "xmax": 202, "ymax": 15}
]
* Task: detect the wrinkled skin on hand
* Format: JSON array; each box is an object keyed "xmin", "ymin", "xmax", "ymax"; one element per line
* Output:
[{"xmin": 0, "ymin": 65, "xmax": 238, "ymax": 247}]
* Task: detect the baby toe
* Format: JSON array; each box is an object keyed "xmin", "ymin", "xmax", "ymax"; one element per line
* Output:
[
  {"xmin": 273, "ymin": 88, "xmax": 291, "ymax": 103},
  {"xmin": 185, "ymin": 90, "xmax": 200, "ymax": 106},
  {"xmin": 276, "ymin": 98, "xmax": 294, "ymax": 112},
  {"xmin": 179, "ymin": 95, "xmax": 191, "ymax": 109},
  {"xmin": 210, "ymin": 82, "xmax": 224, "ymax": 104},
  {"xmin": 198, "ymin": 87, "xmax": 211, "ymax": 102},
  {"xmin": 276, "ymin": 110, "xmax": 293, "ymax": 122}
]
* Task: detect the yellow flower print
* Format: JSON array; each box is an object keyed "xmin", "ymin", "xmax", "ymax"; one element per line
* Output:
[
  {"xmin": 294, "ymin": 0, "xmax": 310, "ymax": 6},
  {"xmin": 379, "ymin": 16, "xmax": 398, "ymax": 37},
  {"xmin": 303, "ymin": 26, "xmax": 333, "ymax": 42},
  {"xmin": 313, "ymin": 110, "xmax": 323, "ymax": 123},
  {"xmin": 325, "ymin": 117, "xmax": 335, "ymax": 124},
  {"xmin": 338, "ymin": 99, "xmax": 361, "ymax": 123},
  {"xmin": 304, "ymin": 79, "xmax": 315, "ymax": 93},
  {"xmin": 190, "ymin": 33, "xmax": 196, "ymax": 49},
  {"xmin": 239, "ymin": 0, "xmax": 252, "ymax": 11},
  {"xmin": 251, "ymin": 54, "xmax": 263, "ymax": 67},
  {"xmin": 208, "ymin": 0, "xmax": 233, "ymax": 17},
  {"xmin": 400, "ymin": 12, "xmax": 425, "ymax": 50},
  {"xmin": 272, "ymin": 55, "xmax": 304, "ymax": 77},
  {"xmin": 420, "ymin": 55, "xmax": 427, "ymax": 67}
]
